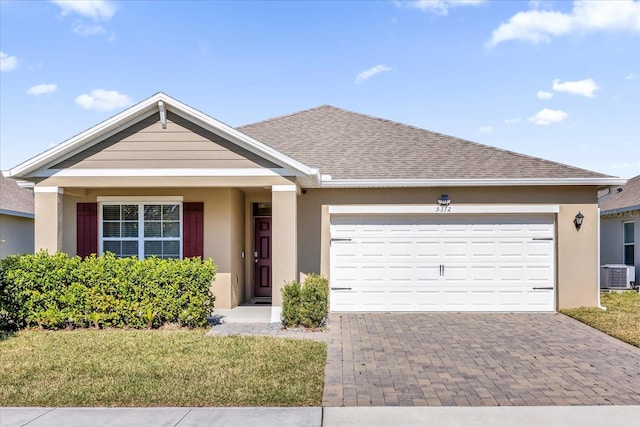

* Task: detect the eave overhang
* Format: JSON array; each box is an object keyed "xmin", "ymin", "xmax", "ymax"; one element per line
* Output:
[{"xmin": 318, "ymin": 177, "xmax": 627, "ymax": 188}]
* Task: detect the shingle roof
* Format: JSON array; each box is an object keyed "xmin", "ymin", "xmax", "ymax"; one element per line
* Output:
[
  {"xmin": 238, "ymin": 105, "xmax": 611, "ymax": 180},
  {"xmin": 600, "ymin": 175, "xmax": 640, "ymax": 214},
  {"xmin": 0, "ymin": 174, "xmax": 34, "ymax": 216}
]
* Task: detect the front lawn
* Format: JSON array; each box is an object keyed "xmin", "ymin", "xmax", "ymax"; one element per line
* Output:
[
  {"xmin": 0, "ymin": 330, "xmax": 326, "ymax": 407},
  {"xmin": 561, "ymin": 291, "xmax": 640, "ymax": 347}
]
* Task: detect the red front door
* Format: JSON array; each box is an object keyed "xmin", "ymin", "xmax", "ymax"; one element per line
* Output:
[{"xmin": 254, "ymin": 217, "xmax": 272, "ymax": 297}]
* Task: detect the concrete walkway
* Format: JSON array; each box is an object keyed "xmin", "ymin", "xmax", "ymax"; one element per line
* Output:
[{"xmin": 2, "ymin": 406, "xmax": 640, "ymax": 427}]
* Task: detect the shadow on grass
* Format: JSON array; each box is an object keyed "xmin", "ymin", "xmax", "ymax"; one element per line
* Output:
[{"xmin": 0, "ymin": 330, "xmax": 17, "ymax": 342}]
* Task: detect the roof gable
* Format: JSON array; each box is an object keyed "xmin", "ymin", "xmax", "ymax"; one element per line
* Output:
[
  {"xmin": 600, "ymin": 174, "xmax": 640, "ymax": 214},
  {"xmin": 9, "ymin": 93, "xmax": 318, "ymax": 182},
  {"xmin": 50, "ymin": 111, "xmax": 279, "ymax": 170},
  {"xmin": 0, "ymin": 175, "xmax": 34, "ymax": 217},
  {"xmin": 239, "ymin": 105, "xmax": 613, "ymax": 181}
]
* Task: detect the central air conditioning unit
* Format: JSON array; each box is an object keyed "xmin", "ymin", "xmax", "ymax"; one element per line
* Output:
[{"xmin": 600, "ymin": 264, "xmax": 636, "ymax": 289}]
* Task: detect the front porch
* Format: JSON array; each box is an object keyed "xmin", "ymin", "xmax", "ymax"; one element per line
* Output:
[{"xmin": 32, "ymin": 182, "xmax": 300, "ymax": 316}]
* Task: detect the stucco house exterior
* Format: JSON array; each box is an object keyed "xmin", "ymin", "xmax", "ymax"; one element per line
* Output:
[
  {"xmin": 600, "ymin": 175, "xmax": 639, "ymax": 285},
  {"xmin": 7, "ymin": 93, "xmax": 625, "ymax": 320},
  {"xmin": 0, "ymin": 174, "xmax": 34, "ymax": 258}
]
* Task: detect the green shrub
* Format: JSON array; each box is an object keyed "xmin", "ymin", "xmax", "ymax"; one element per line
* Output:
[
  {"xmin": 0, "ymin": 251, "xmax": 216, "ymax": 330},
  {"xmin": 281, "ymin": 274, "xmax": 328, "ymax": 329},
  {"xmin": 281, "ymin": 280, "xmax": 302, "ymax": 328},
  {"xmin": 299, "ymin": 274, "xmax": 329, "ymax": 328}
]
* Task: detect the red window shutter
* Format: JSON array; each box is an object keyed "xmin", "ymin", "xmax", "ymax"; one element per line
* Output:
[
  {"xmin": 77, "ymin": 203, "xmax": 98, "ymax": 257},
  {"xmin": 183, "ymin": 202, "xmax": 204, "ymax": 258}
]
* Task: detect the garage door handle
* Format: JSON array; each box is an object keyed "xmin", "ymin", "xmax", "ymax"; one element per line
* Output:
[
  {"xmin": 331, "ymin": 238, "xmax": 352, "ymax": 242},
  {"xmin": 331, "ymin": 287, "xmax": 352, "ymax": 291},
  {"xmin": 532, "ymin": 287, "xmax": 553, "ymax": 290},
  {"xmin": 532, "ymin": 237, "xmax": 553, "ymax": 241}
]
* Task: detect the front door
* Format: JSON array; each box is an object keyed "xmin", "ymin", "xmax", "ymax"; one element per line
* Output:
[{"xmin": 254, "ymin": 217, "xmax": 272, "ymax": 297}]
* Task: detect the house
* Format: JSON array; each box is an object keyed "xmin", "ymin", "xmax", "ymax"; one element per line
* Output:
[
  {"xmin": 0, "ymin": 174, "xmax": 34, "ymax": 258},
  {"xmin": 600, "ymin": 174, "xmax": 639, "ymax": 286},
  {"xmin": 7, "ymin": 93, "xmax": 625, "ymax": 320}
]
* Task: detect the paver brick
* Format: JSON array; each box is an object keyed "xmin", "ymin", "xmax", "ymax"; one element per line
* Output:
[{"xmin": 321, "ymin": 312, "xmax": 640, "ymax": 407}]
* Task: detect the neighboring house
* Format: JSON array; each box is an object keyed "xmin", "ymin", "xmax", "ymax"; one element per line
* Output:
[
  {"xmin": 0, "ymin": 174, "xmax": 34, "ymax": 258},
  {"xmin": 600, "ymin": 174, "xmax": 639, "ymax": 285},
  {"xmin": 7, "ymin": 93, "xmax": 625, "ymax": 320}
]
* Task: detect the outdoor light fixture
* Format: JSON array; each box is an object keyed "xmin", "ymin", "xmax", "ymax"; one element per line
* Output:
[{"xmin": 573, "ymin": 212, "xmax": 584, "ymax": 231}]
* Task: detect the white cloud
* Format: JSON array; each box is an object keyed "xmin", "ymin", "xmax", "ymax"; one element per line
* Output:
[
  {"xmin": 355, "ymin": 65, "xmax": 392, "ymax": 84},
  {"xmin": 51, "ymin": 0, "xmax": 116, "ymax": 21},
  {"xmin": 479, "ymin": 126, "xmax": 493, "ymax": 134},
  {"xmin": 75, "ymin": 89, "xmax": 132, "ymax": 112},
  {"xmin": 528, "ymin": 108, "xmax": 568, "ymax": 125},
  {"xmin": 73, "ymin": 22, "xmax": 106, "ymax": 36},
  {"xmin": 537, "ymin": 90, "xmax": 554, "ymax": 99},
  {"xmin": 26, "ymin": 84, "xmax": 58, "ymax": 96},
  {"xmin": 398, "ymin": 0, "xmax": 485, "ymax": 16},
  {"xmin": 625, "ymin": 73, "xmax": 637, "ymax": 80},
  {"xmin": 505, "ymin": 117, "xmax": 522, "ymax": 124},
  {"xmin": 552, "ymin": 78, "xmax": 599, "ymax": 97},
  {"xmin": 0, "ymin": 51, "xmax": 18, "ymax": 72},
  {"xmin": 489, "ymin": 0, "xmax": 640, "ymax": 47}
]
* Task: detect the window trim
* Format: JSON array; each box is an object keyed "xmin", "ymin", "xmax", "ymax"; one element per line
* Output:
[
  {"xmin": 623, "ymin": 220, "xmax": 635, "ymax": 266},
  {"xmin": 98, "ymin": 201, "xmax": 183, "ymax": 259}
]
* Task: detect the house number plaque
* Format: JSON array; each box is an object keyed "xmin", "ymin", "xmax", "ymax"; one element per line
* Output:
[{"xmin": 436, "ymin": 195, "xmax": 452, "ymax": 213}]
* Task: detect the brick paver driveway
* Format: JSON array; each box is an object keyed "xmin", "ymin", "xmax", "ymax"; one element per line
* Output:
[{"xmin": 322, "ymin": 312, "xmax": 640, "ymax": 407}]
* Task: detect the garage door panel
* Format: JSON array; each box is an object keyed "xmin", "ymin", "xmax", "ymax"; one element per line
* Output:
[
  {"xmin": 330, "ymin": 214, "xmax": 555, "ymax": 312},
  {"xmin": 470, "ymin": 242, "xmax": 495, "ymax": 257}
]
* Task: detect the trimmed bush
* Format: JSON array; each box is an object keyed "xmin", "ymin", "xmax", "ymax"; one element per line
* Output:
[
  {"xmin": 281, "ymin": 280, "xmax": 302, "ymax": 328},
  {"xmin": 281, "ymin": 274, "xmax": 328, "ymax": 328},
  {"xmin": 0, "ymin": 251, "xmax": 216, "ymax": 330}
]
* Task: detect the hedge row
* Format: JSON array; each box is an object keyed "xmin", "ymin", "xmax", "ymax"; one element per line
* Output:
[
  {"xmin": 281, "ymin": 274, "xmax": 329, "ymax": 328},
  {"xmin": 0, "ymin": 251, "xmax": 216, "ymax": 330}
]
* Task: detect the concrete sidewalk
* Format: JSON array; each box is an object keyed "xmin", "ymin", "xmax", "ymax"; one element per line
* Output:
[{"xmin": 2, "ymin": 406, "xmax": 639, "ymax": 427}]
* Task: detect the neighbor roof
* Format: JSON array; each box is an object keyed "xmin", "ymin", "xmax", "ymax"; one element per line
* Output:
[
  {"xmin": 239, "ymin": 105, "xmax": 611, "ymax": 181},
  {"xmin": 600, "ymin": 175, "xmax": 640, "ymax": 214},
  {"xmin": 0, "ymin": 174, "xmax": 34, "ymax": 218}
]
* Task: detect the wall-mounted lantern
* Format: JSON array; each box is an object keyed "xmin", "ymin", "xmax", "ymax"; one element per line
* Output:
[{"xmin": 573, "ymin": 212, "xmax": 584, "ymax": 231}]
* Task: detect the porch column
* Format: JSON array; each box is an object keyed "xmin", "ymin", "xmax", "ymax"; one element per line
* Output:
[
  {"xmin": 34, "ymin": 186, "xmax": 63, "ymax": 253},
  {"xmin": 271, "ymin": 184, "xmax": 298, "ymax": 320}
]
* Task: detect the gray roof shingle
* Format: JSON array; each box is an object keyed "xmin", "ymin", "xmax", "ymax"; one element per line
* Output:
[
  {"xmin": 0, "ymin": 175, "xmax": 34, "ymax": 216},
  {"xmin": 600, "ymin": 175, "xmax": 640, "ymax": 213},
  {"xmin": 238, "ymin": 105, "xmax": 611, "ymax": 180}
]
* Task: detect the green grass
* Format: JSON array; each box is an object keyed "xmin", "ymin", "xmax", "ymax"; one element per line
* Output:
[
  {"xmin": 561, "ymin": 291, "xmax": 640, "ymax": 347},
  {"xmin": 0, "ymin": 329, "xmax": 326, "ymax": 407}
]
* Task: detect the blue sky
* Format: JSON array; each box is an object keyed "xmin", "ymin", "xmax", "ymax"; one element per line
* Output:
[{"xmin": 1, "ymin": 0, "xmax": 639, "ymax": 178}]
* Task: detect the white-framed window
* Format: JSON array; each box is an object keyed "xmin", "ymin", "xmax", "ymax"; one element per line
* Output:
[
  {"xmin": 623, "ymin": 220, "xmax": 635, "ymax": 266},
  {"xmin": 99, "ymin": 202, "xmax": 182, "ymax": 259}
]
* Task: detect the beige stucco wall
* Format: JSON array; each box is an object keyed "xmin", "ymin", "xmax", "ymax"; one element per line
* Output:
[
  {"xmin": 271, "ymin": 186, "xmax": 298, "ymax": 307},
  {"xmin": 0, "ymin": 214, "xmax": 34, "ymax": 257},
  {"xmin": 34, "ymin": 190, "xmax": 63, "ymax": 253},
  {"xmin": 297, "ymin": 186, "xmax": 600, "ymax": 310}
]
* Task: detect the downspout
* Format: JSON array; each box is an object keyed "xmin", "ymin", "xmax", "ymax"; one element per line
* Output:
[{"xmin": 597, "ymin": 206, "xmax": 607, "ymax": 311}]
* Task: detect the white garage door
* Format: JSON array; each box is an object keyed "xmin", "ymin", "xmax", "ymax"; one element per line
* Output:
[{"xmin": 330, "ymin": 214, "xmax": 555, "ymax": 312}]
